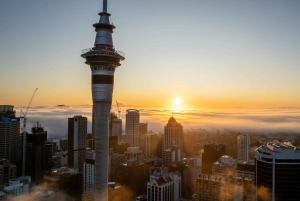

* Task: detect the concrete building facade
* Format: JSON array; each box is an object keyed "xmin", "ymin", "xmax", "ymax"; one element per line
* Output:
[
  {"xmin": 68, "ymin": 115, "xmax": 87, "ymax": 172},
  {"xmin": 125, "ymin": 109, "xmax": 140, "ymax": 147},
  {"xmin": 237, "ymin": 134, "xmax": 250, "ymax": 163}
]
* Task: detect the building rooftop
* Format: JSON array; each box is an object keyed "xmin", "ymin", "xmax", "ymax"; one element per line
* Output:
[
  {"xmin": 255, "ymin": 142, "xmax": 300, "ymax": 160},
  {"xmin": 213, "ymin": 155, "xmax": 235, "ymax": 167},
  {"xmin": 205, "ymin": 142, "xmax": 225, "ymax": 151},
  {"xmin": 126, "ymin": 147, "xmax": 141, "ymax": 153},
  {"xmin": 168, "ymin": 116, "xmax": 176, "ymax": 123},
  {"xmin": 236, "ymin": 163, "xmax": 255, "ymax": 172}
]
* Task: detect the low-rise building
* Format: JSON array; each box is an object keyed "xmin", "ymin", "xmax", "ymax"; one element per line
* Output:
[
  {"xmin": 147, "ymin": 171, "xmax": 181, "ymax": 201},
  {"xmin": 3, "ymin": 176, "xmax": 31, "ymax": 200},
  {"xmin": 212, "ymin": 155, "xmax": 236, "ymax": 176},
  {"xmin": 195, "ymin": 174, "xmax": 255, "ymax": 201}
]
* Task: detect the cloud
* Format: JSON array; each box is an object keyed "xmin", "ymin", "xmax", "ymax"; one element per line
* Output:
[{"xmin": 14, "ymin": 106, "xmax": 300, "ymax": 138}]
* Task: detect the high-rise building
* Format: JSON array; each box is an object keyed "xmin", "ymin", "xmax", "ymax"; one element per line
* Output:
[
  {"xmin": 125, "ymin": 109, "xmax": 140, "ymax": 147},
  {"xmin": 25, "ymin": 124, "xmax": 48, "ymax": 183},
  {"xmin": 162, "ymin": 145, "xmax": 181, "ymax": 167},
  {"xmin": 119, "ymin": 160, "xmax": 145, "ymax": 198},
  {"xmin": 81, "ymin": 0, "xmax": 125, "ymax": 199},
  {"xmin": 163, "ymin": 117, "xmax": 183, "ymax": 157},
  {"xmin": 68, "ymin": 115, "xmax": 87, "ymax": 172},
  {"xmin": 255, "ymin": 142, "xmax": 300, "ymax": 201},
  {"xmin": 86, "ymin": 134, "xmax": 94, "ymax": 150},
  {"xmin": 145, "ymin": 133, "xmax": 161, "ymax": 157},
  {"xmin": 237, "ymin": 134, "xmax": 250, "ymax": 163},
  {"xmin": 109, "ymin": 152, "xmax": 126, "ymax": 182},
  {"xmin": 0, "ymin": 105, "xmax": 20, "ymax": 164},
  {"xmin": 0, "ymin": 159, "xmax": 10, "ymax": 190},
  {"xmin": 109, "ymin": 112, "xmax": 118, "ymax": 137},
  {"xmin": 139, "ymin": 123, "xmax": 147, "ymax": 150},
  {"xmin": 202, "ymin": 142, "xmax": 225, "ymax": 174},
  {"xmin": 111, "ymin": 119, "xmax": 122, "ymax": 141},
  {"xmin": 139, "ymin": 123, "xmax": 147, "ymax": 137},
  {"xmin": 83, "ymin": 158, "xmax": 95, "ymax": 201},
  {"xmin": 109, "ymin": 136, "xmax": 118, "ymax": 153},
  {"xmin": 147, "ymin": 171, "xmax": 182, "ymax": 201},
  {"xmin": 60, "ymin": 138, "xmax": 68, "ymax": 151}
]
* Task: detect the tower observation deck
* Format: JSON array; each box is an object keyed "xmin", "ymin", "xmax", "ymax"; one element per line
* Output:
[{"xmin": 81, "ymin": 0, "xmax": 125, "ymax": 200}]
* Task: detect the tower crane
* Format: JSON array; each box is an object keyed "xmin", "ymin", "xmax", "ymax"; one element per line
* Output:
[
  {"xmin": 21, "ymin": 88, "xmax": 38, "ymax": 131},
  {"xmin": 116, "ymin": 100, "xmax": 121, "ymax": 119},
  {"xmin": 20, "ymin": 88, "xmax": 38, "ymax": 175}
]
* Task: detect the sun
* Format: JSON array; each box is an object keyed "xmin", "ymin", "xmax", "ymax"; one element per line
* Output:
[{"xmin": 174, "ymin": 97, "xmax": 182, "ymax": 105}]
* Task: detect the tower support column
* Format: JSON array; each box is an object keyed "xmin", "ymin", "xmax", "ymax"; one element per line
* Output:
[{"xmin": 93, "ymin": 100, "xmax": 111, "ymax": 200}]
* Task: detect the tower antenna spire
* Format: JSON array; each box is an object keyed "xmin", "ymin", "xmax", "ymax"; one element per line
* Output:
[{"xmin": 103, "ymin": 0, "xmax": 108, "ymax": 13}]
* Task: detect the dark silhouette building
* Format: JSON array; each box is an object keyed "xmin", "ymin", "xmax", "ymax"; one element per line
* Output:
[
  {"xmin": 202, "ymin": 142, "xmax": 225, "ymax": 174},
  {"xmin": 68, "ymin": 115, "xmax": 87, "ymax": 172},
  {"xmin": 255, "ymin": 142, "xmax": 300, "ymax": 201},
  {"xmin": 0, "ymin": 105, "xmax": 20, "ymax": 164},
  {"xmin": 25, "ymin": 123, "xmax": 50, "ymax": 183},
  {"xmin": 119, "ymin": 160, "xmax": 145, "ymax": 198}
]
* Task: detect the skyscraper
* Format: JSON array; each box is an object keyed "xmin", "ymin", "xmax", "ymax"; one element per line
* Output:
[
  {"xmin": 68, "ymin": 115, "xmax": 87, "ymax": 172},
  {"xmin": 81, "ymin": 0, "xmax": 125, "ymax": 199},
  {"xmin": 163, "ymin": 117, "xmax": 183, "ymax": 161},
  {"xmin": 237, "ymin": 134, "xmax": 250, "ymax": 163},
  {"xmin": 125, "ymin": 109, "xmax": 140, "ymax": 147},
  {"xmin": 255, "ymin": 142, "xmax": 300, "ymax": 201},
  {"xmin": 25, "ymin": 123, "xmax": 48, "ymax": 183},
  {"xmin": 0, "ymin": 105, "xmax": 20, "ymax": 164},
  {"xmin": 111, "ymin": 119, "xmax": 122, "ymax": 142},
  {"xmin": 60, "ymin": 138, "xmax": 68, "ymax": 151},
  {"xmin": 202, "ymin": 142, "xmax": 225, "ymax": 175}
]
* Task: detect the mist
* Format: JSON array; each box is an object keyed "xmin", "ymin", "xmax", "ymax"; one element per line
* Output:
[{"xmin": 14, "ymin": 106, "xmax": 300, "ymax": 138}]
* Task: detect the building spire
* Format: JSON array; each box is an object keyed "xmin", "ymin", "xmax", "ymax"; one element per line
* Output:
[{"xmin": 103, "ymin": 0, "xmax": 108, "ymax": 13}]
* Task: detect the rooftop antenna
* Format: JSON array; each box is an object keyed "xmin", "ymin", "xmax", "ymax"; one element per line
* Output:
[{"xmin": 103, "ymin": 0, "xmax": 108, "ymax": 13}]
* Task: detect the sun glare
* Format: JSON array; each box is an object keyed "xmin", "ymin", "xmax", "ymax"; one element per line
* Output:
[{"xmin": 174, "ymin": 97, "xmax": 182, "ymax": 105}]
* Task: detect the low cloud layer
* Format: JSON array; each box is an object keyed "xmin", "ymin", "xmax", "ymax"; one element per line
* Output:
[{"xmin": 15, "ymin": 106, "xmax": 300, "ymax": 138}]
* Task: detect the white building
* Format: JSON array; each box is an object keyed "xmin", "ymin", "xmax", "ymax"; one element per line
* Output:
[
  {"xmin": 237, "ymin": 134, "xmax": 250, "ymax": 163},
  {"xmin": 147, "ymin": 171, "xmax": 181, "ymax": 201},
  {"xmin": 83, "ymin": 158, "xmax": 95, "ymax": 201},
  {"xmin": 0, "ymin": 191, "xmax": 6, "ymax": 201},
  {"xmin": 3, "ymin": 176, "xmax": 31, "ymax": 200},
  {"xmin": 125, "ymin": 109, "xmax": 140, "ymax": 147}
]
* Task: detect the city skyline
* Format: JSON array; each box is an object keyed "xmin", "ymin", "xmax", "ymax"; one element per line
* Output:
[{"xmin": 1, "ymin": 0, "xmax": 300, "ymax": 108}]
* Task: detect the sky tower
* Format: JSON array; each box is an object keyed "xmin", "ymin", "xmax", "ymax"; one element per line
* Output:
[{"xmin": 81, "ymin": 0, "xmax": 125, "ymax": 200}]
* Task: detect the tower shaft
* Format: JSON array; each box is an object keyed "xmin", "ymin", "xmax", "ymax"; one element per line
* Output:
[{"xmin": 81, "ymin": 0, "xmax": 125, "ymax": 200}]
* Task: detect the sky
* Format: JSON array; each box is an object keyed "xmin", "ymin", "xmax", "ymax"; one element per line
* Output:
[{"xmin": 1, "ymin": 0, "xmax": 300, "ymax": 108}]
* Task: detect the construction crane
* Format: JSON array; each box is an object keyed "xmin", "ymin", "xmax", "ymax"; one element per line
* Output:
[
  {"xmin": 20, "ymin": 88, "xmax": 38, "ymax": 175},
  {"xmin": 116, "ymin": 100, "xmax": 121, "ymax": 119},
  {"xmin": 21, "ymin": 88, "xmax": 38, "ymax": 131}
]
